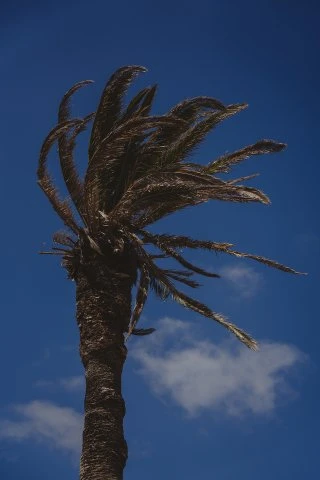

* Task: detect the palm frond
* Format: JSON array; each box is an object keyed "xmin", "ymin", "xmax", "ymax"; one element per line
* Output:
[
  {"xmin": 123, "ymin": 85, "xmax": 157, "ymax": 120},
  {"xmin": 168, "ymin": 286, "xmax": 258, "ymax": 350},
  {"xmin": 57, "ymin": 81, "xmax": 94, "ymax": 215},
  {"xmin": 141, "ymin": 96, "xmax": 226, "ymax": 155},
  {"xmin": 226, "ymin": 249, "xmax": 305, "ymax": 274},
  {"xmin": 112, "ymin": 172, "xmax": 270, "ymax": 226},
  {"xmin": 84, "ymin": 115, "xmax": 185, "ymax": 218},
  {"xmin": 149, "ymin": 276, "xmax": 171, "ymax": 299},
  {"xmin": 169, "ymin": 96, "xmax": 226, "ymax": 120},
  {"xmin": 59, "ymin": 113, "xmax": 95, "ymax": 216},
  {"xmin": 131, "ymin": 328, "xmax": 156, "ymax": 336},
  {"xmin": 204, "ymin": 140, "xmax": 286, "ymax": 174},
  {"xmin": 126, "ymin": 266, "xmax": 150, "ymax": 339},
  {"xmin": 37, "ymin": 120, "xmax": 82, "ymax": 232},
  {"xmin": 143, "ymin": 234, "xmax": 220, "ymax": 278},
  {"xmin": 140, "ymin": 230, "xmax": 232, "ymax": 252},
  {"xmin": 52, "ymin": 231, "xmax": 76, "ymax": 248},
  {"xmin": 161, "ymin": 103, "xmax": 248, "ymax": 167},
  {"xmin": 164, "ymin": 269, "xmax": 201, "ymax": 288},
  {"xmin": 124, "ymin": 87, "xmax": 151, "ymax": 118},
  {"xmin": 123, "ymin": 229, "xmax": 257, "ymax": 349},
  {"xmin": 228, "ymin": 173, "xmax": 260, "ymax": 185},
  {"xmin": 138, "ymin": 85, "xmax": 157, "ymax": 116},
  {"xmin": 140, "ymin": 229, "xmax": 302, "ymax": 275},
  {"xmin": 58, "ymin": 80, "xmax": 94, "ymax": 123},
  {"xmin": 88, "ymin": 65, "xmax": 147, "ymax": 158}
]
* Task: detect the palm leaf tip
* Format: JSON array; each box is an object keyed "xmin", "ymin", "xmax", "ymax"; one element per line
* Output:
[
  {"xmin": 268, "ymin": 140, "xmax": 287, "ymax": 152},
  {"xmin": 228, "ymin": 250, "xmax": 306, "ymax": 275},
  {"xmin": 206, "ymin": 310, "xmax": 258, "ymax": 350},
  {"xmin": 131, "ymin": 328, "xmax": 156, "ymax": 336},
  {"xmin": 226, "ymin": 322, "xmax": 259, "ymax": 351},
  {"xmin": 58, "ymin": 80, "xmax": 94, "ymax": 122}
]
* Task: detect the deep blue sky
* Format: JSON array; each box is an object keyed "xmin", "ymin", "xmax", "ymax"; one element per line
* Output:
[{"xmin": 0, "ymin": 1, "xmax": 319, "ymax": 479}]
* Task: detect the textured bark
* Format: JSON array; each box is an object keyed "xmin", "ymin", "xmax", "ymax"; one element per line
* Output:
[{"xmin": 75, "ymin": 251, "xmax": 134, "ymax": 480}]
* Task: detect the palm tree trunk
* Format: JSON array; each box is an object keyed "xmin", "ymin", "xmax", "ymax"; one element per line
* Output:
[{"xmin": 76, "ymin": 265, "xmax": 133, "ymax": 480}]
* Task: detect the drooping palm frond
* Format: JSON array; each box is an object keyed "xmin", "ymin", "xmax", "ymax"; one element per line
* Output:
[
  {"xmin": 121, "ymin": 226, "xmax": 258, "ymax": 350},
  {"xmin": 38, "ymin": 65, "xmax": 304, "ymax": 350},
  {"xmin": 143, "ymin": 238, "xmax": 221, "ymax": 278},
  {"xmin": 37, "ymin": 120, "xmax": 83, "ymax": 233},
  {"xmin": 57, "ymin": 81, "xmax": 94, "ymax": 214},
  {"xmin": 139, "ymin": 229, "xmax": 304, "ymax": 274},
  {"xmin": 126, "ymin": 265, "xmax": 150, "ymax": 339},
  {"xmin": 226, "ymin": 249, "xmax": 305, "ymax": 274}
]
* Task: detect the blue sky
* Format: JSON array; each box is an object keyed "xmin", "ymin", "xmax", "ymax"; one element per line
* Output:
[{"xmin": 0, "ymin": 0, "xmax": 319, "ymax": 478}]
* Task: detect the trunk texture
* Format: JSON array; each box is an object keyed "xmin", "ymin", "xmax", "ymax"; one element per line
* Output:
[{"xmin": 75, "ymin": 256, "xmax": 134, "ymax": 480}]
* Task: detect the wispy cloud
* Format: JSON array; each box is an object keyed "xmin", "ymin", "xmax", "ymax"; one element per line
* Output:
[
  {"xmin": 220, "ymin": 265, "xmax": 263, "ymax": 298},
  {"xmin": 0, "ymin": 401, "xmax": 83, "ymax": 457},
  {"xmin": 34, "ymin": 376, "xmax": 84, "ymax": 392},
  {"xmin": 132, "ymin": 318, "xmax": 304, "ymax": 417},
  {"xmin": 59, "ymin": 376, "xmax": 84, "ymax": 391}
]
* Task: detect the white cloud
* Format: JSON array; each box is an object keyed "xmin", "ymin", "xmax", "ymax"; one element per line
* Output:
[
  {"xmin": 0, "ymin": 401, "xmax": 83, "ymax": 457},
  {"xmin": 220, "ymin": 265, "xmax": 263, "ymax": 298},
  {"xmin": 132, "ymin": 318, "xmax": 304, "ymax": 417}
]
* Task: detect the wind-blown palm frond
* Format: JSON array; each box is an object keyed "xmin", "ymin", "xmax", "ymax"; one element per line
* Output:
[
  {"xmin": 126, "ymin": 266, "xmax": 150, "ymax": 339},
  {"xmin": 139, "ymin": 229, "xmax": 304, "ymax": 274},
  {"xmin": 123, "ymin": 85, "xmax": 157, "ymax": 120},
  {"xmin": 57, "ymin": 81, "xmax": 94, "ymax": 212},
  {"xmin": 84, "ymin": 115, "xmax": 186, "ymax": 223},
  {"xmin": 160, "ymin": 104, "xmax": 248, "ymax": 168},
  {"xmin": 37, "ymin": 120, "xmax": 83, "ymax": 233},
  {"xmin": 142, "ymin": 235, "xmax": 221, "ymax": 278},
  {"xmin": 226, "ymin": 249, "xmax": 305, "ymax": 274},
  {"xmin": 38, "ymin": 65, "xmax": 304, "ymax": 350},
  {"xmin": 169, "ymin": 96, "xmax": 226, "ymax": 119},
  {"xmin": 109, "ymin": 172, "xmax": 270, "ymax": 228},
  {"xmin": 141, "ymin": 96, "xmax": 226, "ymax": 157},
  {"xmin": 204, "ymin": 140, "xmax": 286, "ymax": 174},
  {"xmin": 88, "ymin": 65, "xmax": 147, "ymax": 158},
  {"xmin": 228, "ymin": 173, "xmax": 260, "ymax": 185}
]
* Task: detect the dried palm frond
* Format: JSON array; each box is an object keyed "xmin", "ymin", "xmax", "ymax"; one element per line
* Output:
[
  {"xmin": 204, "ymin": 140, "xmax": 286, "ymax": 174},
  {"xmin": 37, "ymin": 120, "xmax": 82, "ymax": 233},
  {"xmin": 88, "ymin": 65, "xmax": 147, "ymax": 158},
  {"xmin": 226, "ymin": 249, "xmax": 305, "ymax": 274},
  {"xmin": 123, "ymin": 85, "xmax": 157, "ymax": 120},
  {"xmin": 52, "ymin": 231, "xmax": 76, "ymax": 248},
  {"xmin": 160, "ymin": 104, "xmax": 248, "ymax": 168},
  {"xmin": 126, "ymin": 266, "xmax": 150, "ymax": 339},
  {"xmin": 228, "ymin": 173, "xmax": 260, "ymax": 185}
]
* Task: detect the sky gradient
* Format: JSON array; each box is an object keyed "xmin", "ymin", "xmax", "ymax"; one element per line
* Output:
[{"xmin": 0, "ymin": 1, "xmax": 319, "ymax": 478}]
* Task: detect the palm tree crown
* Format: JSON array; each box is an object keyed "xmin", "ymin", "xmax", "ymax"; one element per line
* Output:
[{"xmin": 38, "ymin": 65, "xmax": 302, "ymax": 351}]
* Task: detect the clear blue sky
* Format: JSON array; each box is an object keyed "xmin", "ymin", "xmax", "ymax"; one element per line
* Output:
[{"xmin": 0, "ymin": 0, "xmax": 319, "ymax": 478}]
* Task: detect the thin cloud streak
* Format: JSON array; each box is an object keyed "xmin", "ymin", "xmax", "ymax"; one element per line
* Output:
[{"xmin": 34, "ymin": 376, "xmax": 85, "ymax": 392}]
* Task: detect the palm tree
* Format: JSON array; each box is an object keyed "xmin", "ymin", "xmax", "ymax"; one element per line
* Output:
[{"xmin": 37, "ymin": 65, "xmax": 302, "ymax": 480}]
